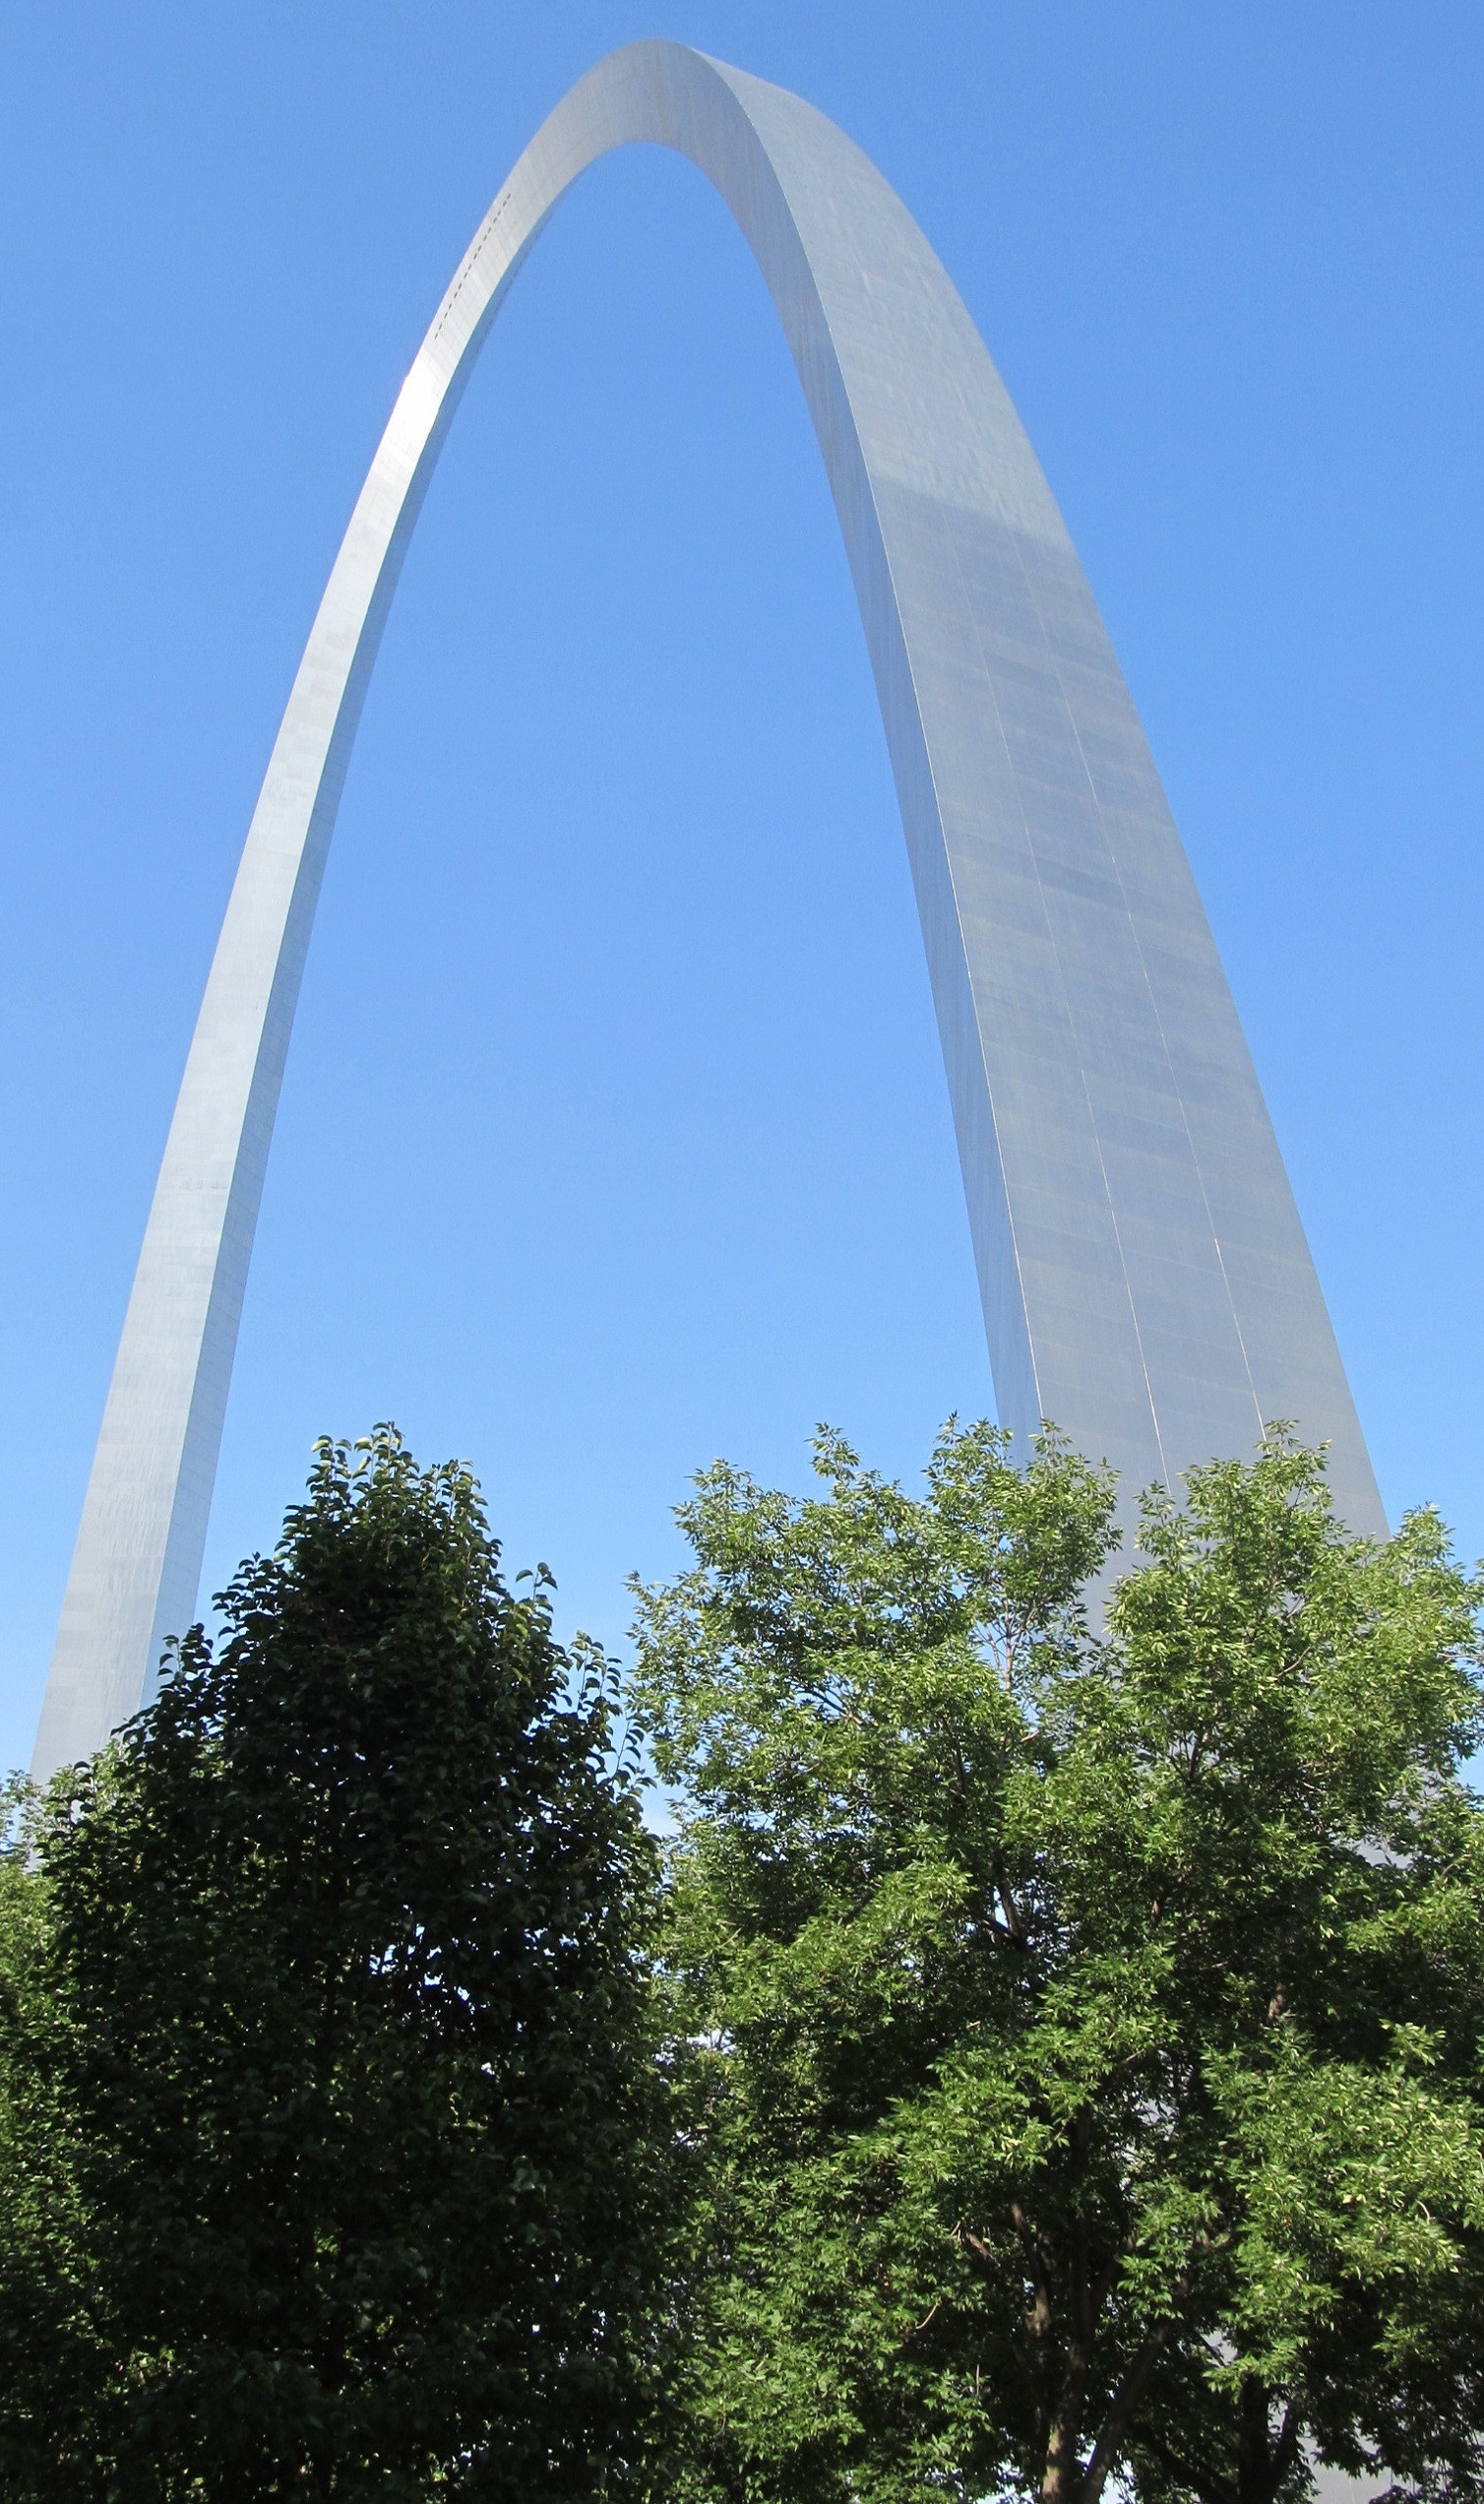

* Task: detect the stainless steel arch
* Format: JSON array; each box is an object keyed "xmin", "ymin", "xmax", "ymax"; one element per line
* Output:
[{"xmin": 33, "ymin": 39, "xmax": 1386, "ymax": 1779}]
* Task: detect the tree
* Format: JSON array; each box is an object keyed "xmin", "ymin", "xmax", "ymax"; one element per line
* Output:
[
  {"xmin": 633, "ymin": 1422, "xmax": 1484, "ymax": 2504},
  {"xmin": 0, "ymin": 1429, "xmax": 662, "ymax": 2501}
]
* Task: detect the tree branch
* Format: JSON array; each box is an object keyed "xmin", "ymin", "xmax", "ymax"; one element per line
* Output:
[{"xmin": 1081, "ymin": 2316, "xmax": 1177, "ymax": 2504}]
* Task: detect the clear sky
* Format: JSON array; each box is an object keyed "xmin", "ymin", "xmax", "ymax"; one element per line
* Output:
[{"xmin": 1, "ymin": 1, "xmax": 1480, "ymax": 1772}]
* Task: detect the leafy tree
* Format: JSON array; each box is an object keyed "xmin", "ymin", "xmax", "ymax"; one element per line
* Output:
[
  {"xmin": 634, "ymin": 1423, "xmax": 1484, "ymax": 2504},
  {"xmin": 0, "ymin": 1429, "xmax": 662, "ymax": 2501},
  {"xmin": 0, "ymin": 1773, "xmax": 101, "ymax": 2453}
]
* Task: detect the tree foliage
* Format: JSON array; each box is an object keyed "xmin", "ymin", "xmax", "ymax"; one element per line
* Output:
[
  {"xmin": 634, "ymin": 1423, "xmax": 1484, "ymax": 2504},
  {"xmin": 0, "ymin": 1429, "xmax": 661, "ymax": 2501}
]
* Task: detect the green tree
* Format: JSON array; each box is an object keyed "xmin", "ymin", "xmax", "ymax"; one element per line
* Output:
[
  {"xmin": 0, "ymin": 1773, "xmax": 101, "ymax": 2456},
  {"xmin": 634, "ymin": 1423, "xmax": 1484, "ymax": 2504},
  {"xmin": 0, "ymin": 1429, "xmax": 662, "ymax": 2501}
]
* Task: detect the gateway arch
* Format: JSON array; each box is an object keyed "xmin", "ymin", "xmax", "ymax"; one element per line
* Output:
[{"xmin": 32, "ymin": 40, "xmax": 1386, "ymax": 1780}]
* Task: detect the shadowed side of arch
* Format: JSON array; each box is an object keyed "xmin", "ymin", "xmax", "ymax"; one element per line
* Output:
[{"xmin": 32, "ymin": 39, "xmax": 1385, "ymax": 1779}]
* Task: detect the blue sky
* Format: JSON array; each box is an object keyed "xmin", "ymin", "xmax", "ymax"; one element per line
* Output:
[{"xmin": 2, "ymin": 1, "xmax": 1480, "ymax": 1769}]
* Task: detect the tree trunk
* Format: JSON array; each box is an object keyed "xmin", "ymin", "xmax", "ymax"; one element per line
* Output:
[
  {"xmin": 1237, "ymin": 2379, "xmax": 1301, "ymax": 2504},
  {"xmin": 1041, "ymin": 2346, "xmax": 1090, "ymax": 2504}
]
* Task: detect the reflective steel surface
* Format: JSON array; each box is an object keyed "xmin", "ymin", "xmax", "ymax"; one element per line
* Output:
[{"xmin": 32, "ymin": 40, "xmax": 1386, "ymax": 1779}]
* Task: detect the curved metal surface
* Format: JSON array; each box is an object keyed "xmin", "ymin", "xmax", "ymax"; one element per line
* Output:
[{"xmin": 33, "ymin": 39, "xmax": 1386, "ymax": 1778}]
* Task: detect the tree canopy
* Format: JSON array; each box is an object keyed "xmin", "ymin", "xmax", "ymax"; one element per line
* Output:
[
  {"xmin": 634, "ymin": 1423, "xmax": 1484, "ymax": 2504},
  {"xmin": 4, "ymin": 1417, "xmax": 1481, "ymax": 2504},
  {"xmin": 0, "ymin": 1429, "xmax": 662, "ymax": 2501}
]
